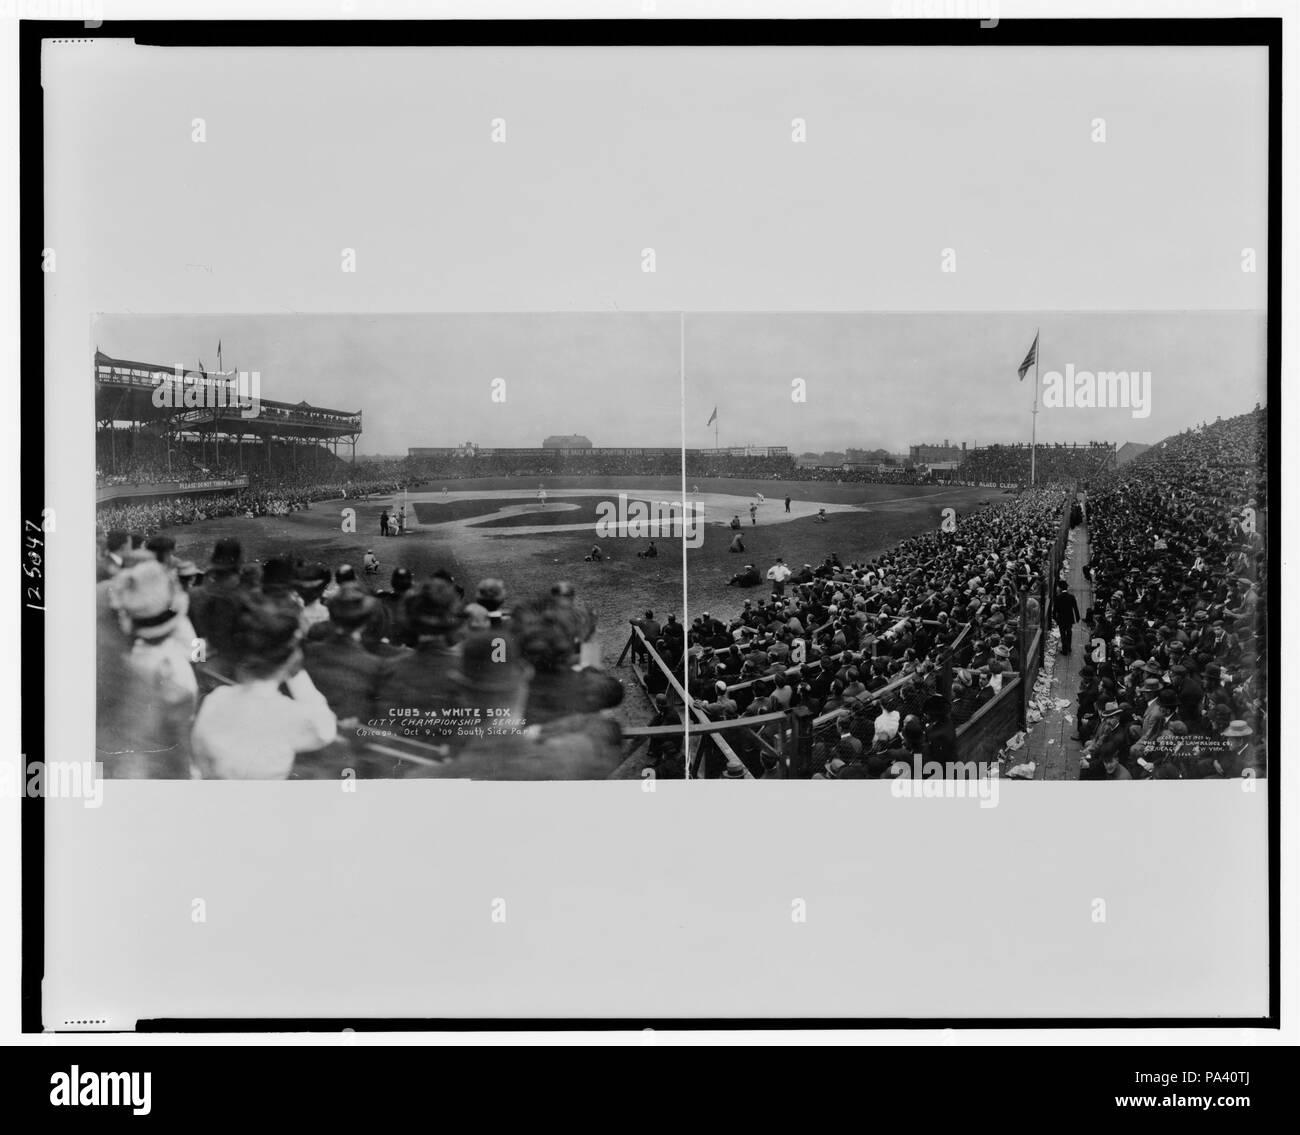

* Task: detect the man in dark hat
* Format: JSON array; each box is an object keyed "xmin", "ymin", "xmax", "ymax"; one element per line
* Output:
[
  {"xmin": 1073, "ymin": 664, "xmax": 1100, "ymax": 741},
  {"xmin": 1136, "ymin": 684, "xmax": 1176, "ymax": 740},
  {"xmin": 1176, "ymin": 661, "xmax": 1205, "ymax": 727},
  {"xmin": 256, "ymin": 554, "xmax": 292, "ymax": 591},
  {"xmin": 187, "ymin": 537, "xmax": 248, "ymax": 684},
  {"xmin": 1146, "ymin": 722, "xmax": 1190, "ymax": 779},
  {"xmin": 295, "ymin": 562, "xmax": 332, "ymax": 631},
  {"xmin": 144, "ymin": 533, "xmax": 176, "ymax": 569},
  {"xmin": 98, "ymin": 529, "xmax": 130, "ymax": 580},
  {"xmin": 374, "ymin": 578, "xmax": 464, "ymax": 743},
  {"xmin": 403, "ymin": 630, "xmax": 624, "ymax": 780},
  {"xmin": 1052, "ymin": 579, "xmax": 1081, "ymax": 655},
  {"xmin": 302, "ymin": 583, "xmax": 395, "ymax": 728},
  {"xmin": 727, "ymin": 563, "xmax": 762, "ymax": 588},
  {"xmin": 645, "ymin": 692, "xmax": 685, "ymax": 774},
  {"xmin": 515, "ymin": 595, "xmax": 623, "ymax": 724},
  {"xmin": 1080, "ymin": 700, "xmax": 1123, "ymax": 779},
  {"xmin": 376, "ymin": 565, "xmax": 416, "ymax": 646},
  {"xmin": 475, "ymin": 578, "xmax": 508, "ymax": 624},
  {"xmin": 922, "ymin": 692, "xmax": 959, "ymax": 777},
  {"xmin": 628, "ymin": 609, "xmax": 660, "ymax": 664}
]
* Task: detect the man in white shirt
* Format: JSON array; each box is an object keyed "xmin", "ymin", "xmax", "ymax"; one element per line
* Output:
[
  {"xmin": 766, "ymin": 556, "xmax": 792, "ymax": 599},
  {"xmin": 191, "ymin": 596, "xmax": 337, "ymax": 779}
]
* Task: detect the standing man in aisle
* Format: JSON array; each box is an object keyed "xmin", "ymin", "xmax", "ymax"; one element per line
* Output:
[{"xmin": 1052, "ymin": 579, "xmax": 1081, "ymax": 656}]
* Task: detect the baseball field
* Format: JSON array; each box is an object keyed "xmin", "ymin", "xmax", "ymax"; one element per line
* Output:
[{"xmin": 160, "ymin": 475, "xmax": 1007, "ymax": 717}]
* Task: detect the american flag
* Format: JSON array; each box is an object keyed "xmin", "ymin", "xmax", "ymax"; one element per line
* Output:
[
  {"xmin": 1017, "ymin": 333, "xmax": 1039, "ymax": 381},
  {"xmin": 707, "ymin": 406, "xmax": 717, "ymax": 426}
]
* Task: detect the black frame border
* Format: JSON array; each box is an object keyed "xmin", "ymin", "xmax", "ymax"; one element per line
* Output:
[{"xmin": 19, "ymin": 15, "xmax": 1282, "ymax": 1034}]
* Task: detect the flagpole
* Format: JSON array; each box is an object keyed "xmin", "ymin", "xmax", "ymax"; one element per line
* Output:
[{"xmin": 1030, "ymin": 327, "xmax": 1039, "ymax": 488}]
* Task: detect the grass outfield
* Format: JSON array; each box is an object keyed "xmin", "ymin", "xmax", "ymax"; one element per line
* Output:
[{"xmin": 155, "ymin": 475, "xmax": 1007, "ymax": 723}]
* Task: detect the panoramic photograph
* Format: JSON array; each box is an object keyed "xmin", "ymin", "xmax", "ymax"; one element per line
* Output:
[{"xmin": 92, "ymin": 310, "xmax": 1267, "ymax": 783}]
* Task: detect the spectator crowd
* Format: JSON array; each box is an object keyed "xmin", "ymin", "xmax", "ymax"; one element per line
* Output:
[
  {"xmin": 957, "ymin": 442, "xmax": 1114, "ymax": 486},
  {"xmin": 96, "ymin": 538, "xmax": 630, "ymax": 780},
  {"xmin": 1067, "ymin": 409, "xmax": 1266, "ymax": 780},
  {"xmin": 635, "ymin": 410, "xmax": 1266, "ymax": 781},
  {"xmin": 630, "ymin": 489, "xmax": 1069, "ymax": 778},
  {"xmin": 93, "ymin": 409, "xmax": 1266, "ymax": 783}
]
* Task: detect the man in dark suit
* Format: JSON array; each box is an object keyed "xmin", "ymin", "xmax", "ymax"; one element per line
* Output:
[
  {"xmin": 374, "ymin": 579, "xmax": 463, "ymax": 743},
  {"xmin": 923, "ymin": 693, "xmax": 960, "ymax": 776},
  {"xmin": 186, "ymin": 537, "xmax": 248, "ymax": 687},
  {"xmin": 629, "ymin": 609, "xmax": 661, "ymax": 664},
  {"xmin": 1052, "ymin": 580, "xmax": 1081, "ymax": 655},
  {"xmin": 302, "ymin": 585, "xmax": 395, "ymax": 725}
]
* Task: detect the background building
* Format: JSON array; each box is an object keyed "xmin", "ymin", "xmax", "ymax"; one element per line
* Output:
[{"xmin": 909, "ymin": 439, "xmax": 965, "ymax": 466}]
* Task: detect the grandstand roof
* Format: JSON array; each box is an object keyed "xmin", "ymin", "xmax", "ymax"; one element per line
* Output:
[{"xmin": 94, "ymin": 350, "xmax": 363, "ymax": 435}]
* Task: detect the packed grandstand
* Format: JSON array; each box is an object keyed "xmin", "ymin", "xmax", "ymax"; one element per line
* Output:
[{"xmin": 95, "ymin": 387, "xmax": 1267, "ymax": 781}]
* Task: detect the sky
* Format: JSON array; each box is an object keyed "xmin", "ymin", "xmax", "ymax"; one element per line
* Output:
[
  {"xmin": 94, "ymin": 309, "xmax": 1266, "ymax": 453},
  {"xmin": 683, "ymin": 310, "xmax": 1267, "ymax": 452},
  {"xmin": 51, "ymin": 39, "xmax": 1269, "ymax": 453}
]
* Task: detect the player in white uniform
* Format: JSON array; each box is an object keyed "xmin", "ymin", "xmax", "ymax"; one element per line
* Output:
[{"xmin": 537, "ymin": 485, "xmax": 548, "ymax": 508}]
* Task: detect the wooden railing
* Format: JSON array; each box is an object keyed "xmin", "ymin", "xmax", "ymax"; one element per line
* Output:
[{"xmin": 617, "ymin": 624, "xmax": 752, "ymax": 778}]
